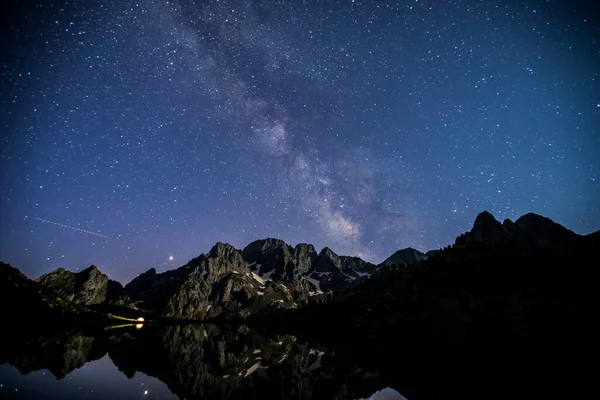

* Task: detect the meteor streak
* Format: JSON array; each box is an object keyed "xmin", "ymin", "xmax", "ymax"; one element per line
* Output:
[{"xmin": 36, "ymin": 218, "xmax": 109, "ymax": 239}]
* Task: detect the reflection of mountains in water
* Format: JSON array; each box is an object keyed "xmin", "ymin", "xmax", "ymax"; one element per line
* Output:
[{"xmin": 0, "ymin": 325, "xmax": 392, "ymax": 400}]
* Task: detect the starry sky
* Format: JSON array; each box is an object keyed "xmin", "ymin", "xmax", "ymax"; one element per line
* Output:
[{"xmin": 1, "ymin": 0, "xmax": 599, "ymax": 283}]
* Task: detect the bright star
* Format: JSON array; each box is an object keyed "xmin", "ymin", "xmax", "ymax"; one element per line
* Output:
[{"xmin": 168, "ymin": 256, "xmax": 174, "ymax": 261}]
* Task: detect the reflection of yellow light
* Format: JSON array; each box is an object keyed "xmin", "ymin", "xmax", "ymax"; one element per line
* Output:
[
  {"xmin": 136, "ymin": 324, "xmax": 143, "ymax": 330},
  {"xmin": 104, "ymin": 324, "xmax": 136, "ymax": 331},
  {"xmin": 137, "ymin": 317, "xmax": 145, "ymax": 322}
]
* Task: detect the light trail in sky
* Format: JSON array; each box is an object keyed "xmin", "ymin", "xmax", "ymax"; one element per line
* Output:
[{"xmin": 36, "ymin": 218, "xmax": 109, "ymax": 239}]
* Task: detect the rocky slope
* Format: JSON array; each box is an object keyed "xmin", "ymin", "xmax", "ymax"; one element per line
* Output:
[
  {"xmin": 118, "ymin": 239, "xmax": 380, "ymax": 320},
  {"xmin": 36, "ymin": 265, "xmax": 122, "ymax": 305},
  {"xmin": 243, "ymin": 240, "xmax": 378, "ymax": 294},
  {"xmin": 20, "ymin": 234, "xmax": 420, "ymax": 320},
  {"xmin": 121, "ymin": 242, "xmax": 295, "ymax": 320},
  {"xmin": 242, "ymin": 238, "xmax": 316, "ymax": 284}
]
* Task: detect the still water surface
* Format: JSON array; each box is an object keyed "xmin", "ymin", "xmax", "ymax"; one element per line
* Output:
[
  {"xmin": 0, "ymin": 354, "xmax": 177, "ymax": 399},
  {"xmin": 0, "ymin": 324, "xmax": 404, "ymax": 400}
]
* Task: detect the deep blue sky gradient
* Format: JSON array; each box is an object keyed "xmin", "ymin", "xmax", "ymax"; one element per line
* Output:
[{"xmin": 1, "ymin": 0, "xmax": 599, "ymax": 283}]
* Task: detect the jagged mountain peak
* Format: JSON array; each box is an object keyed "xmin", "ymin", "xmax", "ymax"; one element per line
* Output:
[
  {"xmin": 318, "ymin": 247, "xmax": 339, "ymax": 260},
  {"xmin": 400, "ymin": 246, "xmax": 420, "ymax": 253},
  {"xmin": 209, "ymin": 242, "xmax": 239, "ymax": 256},
  {"xmin": 456, "ymin": 211, "xmax": 579, "ymax": 248},
  {"xmin": 79, "ymin": 265, "xmax": 107, "ymax": 280},
  {"xmin": 36, "ymin": 265, "xmax": 111, "ymax": 305},
  {"xmin": 313, "ymin": 247, "xmax": 341, "ymax": 272},
  {"xmin": 471, "ymin": 211, "xmax": 510, "ymax": 243},
  {"xmin": 242, "ymin": 238, "xmax": 292, "ymax": 262},
  {"xmin": 248, "ymin": 237, "xmax": 291, "ymax": 249},
  {"xmin": 514, "ymin": 212, "xmax": 579, "ymax": 246},
  {"xmin": 379, "ymin": 247, "xmax": 427, "ymax": 268},
  {"xmin": 241, "ymin": 240, "xmax": 371, "ymax": 291},
  {"xmin": 454, "ymin": 210, "xmax": 510, "ymax": 246},
  {"xmin": 515, "ymin": 212, "xmax": 568, "ymax": 227},
  {"xmin": 294, "ymin": 242, "xmax": 316, "ymax": 253},
  {"xmin": 261, "ymin": 237, "xmax": 289, "ymax": 248},
  {"xmin": 339, "ymin": 254, "xmax": 366, "ymax": 262},
  {"xmin": 474, "ymin": 210, "xmax": 497, "ymax": 221},
  {"xmin": 124, "ymin": 267, "xmax": 157, "ymax": 293},
  {"xmin": 516, "ymin": 211, "xmax": 545, "ymax": 221},
  {"xmin": 242, "ymin": 238, "xmax": 315, "ymax": 286}
]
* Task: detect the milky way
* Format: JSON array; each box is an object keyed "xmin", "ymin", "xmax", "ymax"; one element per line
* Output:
[{"xmin": 1, "ymin": 0, "xmax": 599, "ymax": 282}]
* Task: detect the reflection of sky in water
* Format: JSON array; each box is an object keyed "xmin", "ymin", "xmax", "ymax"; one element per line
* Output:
[{"xmin": 0, "ymin": 355, "xmax": 178, "ymax": 400}]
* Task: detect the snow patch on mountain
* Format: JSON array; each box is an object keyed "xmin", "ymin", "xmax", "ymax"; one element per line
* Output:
[
  {"xmin": 304, "ymin": 276, "xmax": 323, "ymax": 294},
  {"xmin": 341, "ymin": 271, "xmax": 357, "ymax": 281},
  {"xmin": 243, "ymin": 362, "xmax": 261, "ymax": 377},
  {"xmin": 304, "ymin": 349, "xmax": 325, "ymax": 375},
  {"xmin": 261, "ymin": 269, "xmax": 274, "ymax": 281}
]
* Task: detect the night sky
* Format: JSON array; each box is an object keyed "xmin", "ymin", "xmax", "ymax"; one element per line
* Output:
[{"xmin": 1, "ymin": 0, "xmax": 599, "ymax": 283}]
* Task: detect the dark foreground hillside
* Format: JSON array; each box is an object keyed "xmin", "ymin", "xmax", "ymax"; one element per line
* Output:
[{"xmin": 250, "ymin": 231, "xmax": 598, "ymax": 399}]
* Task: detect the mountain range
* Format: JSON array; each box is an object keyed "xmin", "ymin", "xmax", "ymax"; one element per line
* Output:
[{"xmin": 0, "ymin": 210, "xmax": 595, "ymax": 325}]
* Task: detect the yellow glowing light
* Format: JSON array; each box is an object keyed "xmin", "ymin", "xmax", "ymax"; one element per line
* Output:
[
  {"xmin": 136, "ymin": 324, "xmax": 143, "ymax": 330},
  {"xmin": 137, "ymin": 317, "xmax": 145, "ymax": 322}
]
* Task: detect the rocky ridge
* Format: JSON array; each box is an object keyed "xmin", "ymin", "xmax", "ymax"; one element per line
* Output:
[
  {"xmin": 120, "ymin": 242, "xmax": 296, "ymax": 320},
  {"xmin": 26, "ymin": 210, "xmax": 588, "ymax": 322},
  {"xmin": 379, "ymin": 247, "xmax": 428, "ymax": 268},
  {"xmin": 455, "ymin": 211, "xmax": 579, "ymax": 247},
  {"xmin": 31, "ymin": 238, "xmax": 391, "ymax": 320},
  {"xmin": 36, "ymin": 265, "xmax": 122, "ymax": 305}
]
